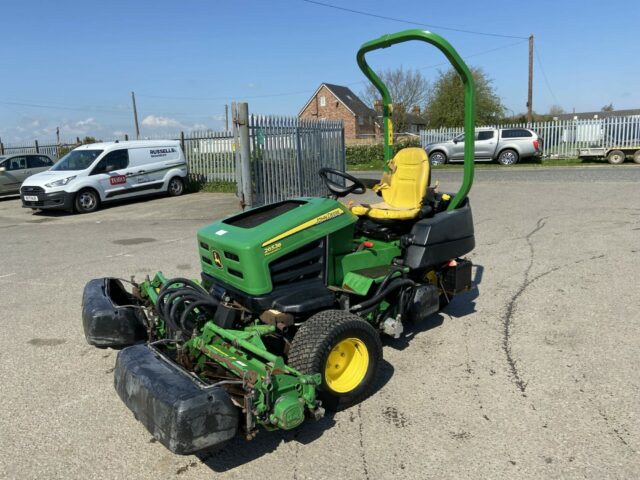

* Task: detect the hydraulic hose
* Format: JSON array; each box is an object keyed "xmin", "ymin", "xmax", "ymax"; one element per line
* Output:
[
  {"xmin": 350, "ymin": 278, "xmax": 416, "ymax": 313},
  {"xmin": 155, "ymin": 278, "xmax": 218, "ymax": 335}
]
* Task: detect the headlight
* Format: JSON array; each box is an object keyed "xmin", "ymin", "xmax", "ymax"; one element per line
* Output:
[{"xmin": 45, "ymin": 175, "xmax": 76, "ymax": 188}]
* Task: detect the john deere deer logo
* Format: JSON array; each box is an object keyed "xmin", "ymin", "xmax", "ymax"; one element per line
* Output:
[{"xmin": 212, "ymin": 250, "xmax": 223, "ymax": 269}]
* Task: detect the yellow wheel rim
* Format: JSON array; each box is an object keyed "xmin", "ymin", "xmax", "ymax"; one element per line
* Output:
[{"xmin": 324, "ymin": 337, "xmax": 369, "ymax": 393}]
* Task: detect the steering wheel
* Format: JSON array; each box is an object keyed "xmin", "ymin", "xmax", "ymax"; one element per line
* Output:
[{"xmin": 319, "ymin": 167, "xmax": 367, "ymax": 197}]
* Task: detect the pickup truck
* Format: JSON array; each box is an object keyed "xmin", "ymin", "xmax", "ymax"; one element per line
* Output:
[{"xmin": 425, "ymin": 127, "xmax": 543, "ymax": 165}]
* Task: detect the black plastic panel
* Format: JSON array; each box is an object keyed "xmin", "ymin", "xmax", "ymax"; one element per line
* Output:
[
  {"xmin": 403, "ymin": 200, "xmax": 475, "ymax": 269},
  {"xmin": 223, "ymin": 200, "xmax": 306, "ymax": 228}
]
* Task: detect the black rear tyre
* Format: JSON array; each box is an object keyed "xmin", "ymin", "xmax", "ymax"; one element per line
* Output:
[
  {"xmin": 288, "ymin": 310, "xmax": 382, "ymax": 411},
  {"xmin": 168, "ymin": 177, "xmax": 184, "ymax": 196},
  {"xmin": 429, "ymin": 151, "xmax": 447, "ymax": 165},
  {"xmin": 497, "ymin": 149, "xmax": 519, "ymax": 165}
]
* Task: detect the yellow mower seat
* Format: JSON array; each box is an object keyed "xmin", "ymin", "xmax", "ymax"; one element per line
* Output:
[{"xmin": 350, "ymin": 147, "xmax": 430, "ymax": 220}]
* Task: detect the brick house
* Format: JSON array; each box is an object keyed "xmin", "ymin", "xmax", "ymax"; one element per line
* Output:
[{"xmin": 298, "ymin": 83, "xmax": 379, "ymax": 139}]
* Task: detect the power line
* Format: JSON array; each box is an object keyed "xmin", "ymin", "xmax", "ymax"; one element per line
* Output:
[
  {"xmin": 301, "ymin": 0, "xmax": 528, "ymax": 40},
  {"xmin": 139, "ymin": 40, "xmax": 526, "ymax": 103},
  {"xmin": 534, "ymin": 46, "xmax": 559, "ymax": 105}
]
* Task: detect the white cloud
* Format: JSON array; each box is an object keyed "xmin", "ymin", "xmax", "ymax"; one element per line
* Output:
[{"xmin": 141, "ymin": 115, "xmax": 184, "ymax": 128}]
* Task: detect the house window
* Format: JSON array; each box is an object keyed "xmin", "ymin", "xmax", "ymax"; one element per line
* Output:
[
  {"xmin": 319, "ymin": 96, "xmax": 326, "ymax": 107},
  {"xmin": 358, "ymin": 116, "xmax": 364, "ymax": 126}
]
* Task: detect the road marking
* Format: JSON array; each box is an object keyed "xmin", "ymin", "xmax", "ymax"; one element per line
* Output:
[{"xmin": 0, "ymin": 273, "xmax": 16, "ymax": 279}]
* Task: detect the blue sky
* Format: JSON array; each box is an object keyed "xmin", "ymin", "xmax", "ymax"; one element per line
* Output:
[{"xmin": 1, "ymin": 0, "xmax": 638, "ymax": 143}]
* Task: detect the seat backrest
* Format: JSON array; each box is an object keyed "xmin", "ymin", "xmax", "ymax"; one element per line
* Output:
[{"xmin": 380, "ymin": 147, "xmax": 430, "ymax": 209}]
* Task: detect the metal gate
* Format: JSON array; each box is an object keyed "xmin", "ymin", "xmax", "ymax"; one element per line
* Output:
[{"xmin": 249, "ymin": 115, "xmax": 345, "ymax": 206}]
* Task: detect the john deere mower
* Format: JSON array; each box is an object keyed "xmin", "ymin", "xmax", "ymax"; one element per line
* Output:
[{"xmin": 82, "ymin": 30, "xmax": 477, "ymax": 455}]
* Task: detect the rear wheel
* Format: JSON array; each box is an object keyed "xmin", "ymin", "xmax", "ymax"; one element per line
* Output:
[
  {"xmin": 497, "ymin": 149, "xmax": 519, "ymax": 165},
  {"xmin": 74, "ymin": 189, "xmax": 99, "ymax": 213},
  {"xmin": 288, "ymin": 310, "xmax": 382, "ymax": 411},
  {"xmin": 168, "ymin": 177, "xmax": 184, "ymax": 196},
  {"xmin": 429, "ymin": 151, "xmax": 447, "ymax": 165},
  {"xmin": 632, "ymin": 150, "xmax": 640, "ymax": 164},
  {"xmin": 607, "ymin": 150, "xmax": 625, "ymax": 165}
]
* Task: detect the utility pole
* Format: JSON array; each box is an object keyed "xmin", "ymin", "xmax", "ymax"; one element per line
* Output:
[
  {"xmin": 225, "ymin": 104, "xmax": 229, "ymax": 131},
  {"xmin": 527, "ymin": 34, "xmax": 534, "ymax": 123},
  {"xmin": 131, "ymin": 91, "xmax": 140, "ymax": 139}
]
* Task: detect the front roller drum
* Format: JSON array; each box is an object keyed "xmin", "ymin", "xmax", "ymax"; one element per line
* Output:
[{"xmin": 114, "ymin": 344, "xmax": 239, "ymax": 454}]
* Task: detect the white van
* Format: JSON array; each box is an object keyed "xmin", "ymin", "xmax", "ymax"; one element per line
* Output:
[{"xmin": 20, "ymin": 140, "xmax": 188, "ymax": 213}]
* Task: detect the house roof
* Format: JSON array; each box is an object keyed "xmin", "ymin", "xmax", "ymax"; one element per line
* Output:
[
  {"xmin": 554, "ymin": 108, "xmax": 640, "ymax": 120},
  {"xmin": 298, "ymin": 83, "xmax": 377, "ymax": 118}
]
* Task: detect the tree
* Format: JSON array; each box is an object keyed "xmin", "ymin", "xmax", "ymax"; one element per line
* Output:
[
  {"xmin": 57, "ymin": 136, "xmax": 100, "ymax": 158},
  {"xmin": 425, "ymin": 67, "xmax": 504, "ymax": 127},
  {"xmin": 601, "ymin": 103, "xmax": 614, "ymax": 112},
  {"xmin": 360, "ymin": 67, "xmax": 430, "ymax": 132},
  {"xmin": 548, "ymin": 104, "xmax": 565, "ymax": 116}
]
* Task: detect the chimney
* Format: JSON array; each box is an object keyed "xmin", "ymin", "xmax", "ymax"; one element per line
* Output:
[
  {"xmin": 374, "ymin": 100, "xmax": 384, "ymax": 113},
  {"xmin": 411, "ymin": 106, "xmax": 420, "ymax": 115}
]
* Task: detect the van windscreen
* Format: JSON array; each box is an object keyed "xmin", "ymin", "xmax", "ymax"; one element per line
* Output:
[{"xmin": 51, "ymin": 150, "xmax": 103, "ymax": 171}]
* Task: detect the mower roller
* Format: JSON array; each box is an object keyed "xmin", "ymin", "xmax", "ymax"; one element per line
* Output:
[{"xmin": 82, "ymin": 29, "xmax": 477, "ymax": 455}]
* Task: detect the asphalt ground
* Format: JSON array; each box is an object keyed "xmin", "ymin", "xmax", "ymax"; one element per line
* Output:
[{"xmin": 0, "ymin": 166, "xmax": 638, "ymax": 479}]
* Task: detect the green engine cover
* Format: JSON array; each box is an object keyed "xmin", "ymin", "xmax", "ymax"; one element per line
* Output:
[{"xmin": 197, "ymin": 197, "xmax": 357, "ymax": 295}]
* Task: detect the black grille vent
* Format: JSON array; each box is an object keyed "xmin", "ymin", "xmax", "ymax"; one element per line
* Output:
[
  {"xmin": 224, "ymin": 251, "xmax": 239, "ymax": 261},
  {"xmin": 228, "ymin": 268, "xmax": 244, "ymax": 279},
  {"xmin": 269, "ymin": 237, "xmax": 325, "ymax": 288},
  {"xmin": 201, "ymin": 255, "xmax": 213, "ymax": 266},
  {"xmin": 21, "ymin": 186, "xmax": 44, "ymax": 194},
  {"xmin": 199, "ymin": 241, "xmax": 209, "ymax": 250}
]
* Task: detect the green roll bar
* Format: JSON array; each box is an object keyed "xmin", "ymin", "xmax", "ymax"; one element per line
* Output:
[{"xmin": 357, "ymin": 29, "xmax": 475, "ymax": 210}]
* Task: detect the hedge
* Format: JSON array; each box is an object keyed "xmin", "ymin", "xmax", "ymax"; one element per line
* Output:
[{"xmin": 346, "ymin": 138, "xmax": 422, "ymax": 166}]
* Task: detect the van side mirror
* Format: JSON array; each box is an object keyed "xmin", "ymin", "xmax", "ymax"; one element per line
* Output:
[{"xmin": 452, "ymin": 138, "xmax": 458, "ymax": 144}]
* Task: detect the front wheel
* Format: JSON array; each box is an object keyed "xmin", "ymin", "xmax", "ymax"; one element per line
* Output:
[
  {"xmin": 74, "ymin": 189, "xmax": 100, "ymax": 213},
  {"xmin": 167, "ymin": 177, "xmax": 184, "ymax": 196},
  {"xmin": 607, "ymin": 150, "xmax": 625, "ymax": 165},
  {"xmin": 429, "ymin": 151, "xmax": 447, "ymax": 165},
  {"xmin": 497, "ymin": 149, "xmax": 519, "ymax": 165},
  {"xmin": 288, "ymin": 310, "xmax": 382, "ymax": 411}
]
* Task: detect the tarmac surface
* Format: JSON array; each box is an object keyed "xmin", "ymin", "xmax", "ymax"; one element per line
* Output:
[{"xmin": 0, "ymin": 166, "xmax": 638, "ymax": 479}]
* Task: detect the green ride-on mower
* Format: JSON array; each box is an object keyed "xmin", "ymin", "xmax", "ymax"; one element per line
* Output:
[{"xmin": 82, "ymin": 29, "xmax": 477, "ymax": 455}]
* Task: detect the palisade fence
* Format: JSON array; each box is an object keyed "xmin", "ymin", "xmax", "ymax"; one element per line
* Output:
[
  {"xmin": 249, "ymin": 116, "xmax": 345, "ymax": 205},
  {"xmin": 419, "ymin": 115, "xmax": 640, "ymax": 159}
]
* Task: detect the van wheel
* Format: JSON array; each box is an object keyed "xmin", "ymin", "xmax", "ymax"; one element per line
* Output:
[
  {"xmin": 75, "ymin": 189, "xmax": 100, "ymax": 213},
  {"xmin": 168, "ymin": 177, "xmax": 184, "ymax": 197},
  {"xmin": 497, "ymin": 149, "xmax": 519, "ymax": 165}
]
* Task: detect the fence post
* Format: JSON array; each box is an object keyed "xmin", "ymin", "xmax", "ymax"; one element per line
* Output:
[
  {"xmin": 236, "ymin": 102, "xmax": 253, "ymax": 209},
  {"xmin": 180, "ymin": 131, "xmax": 185, "ymax": 155},
  {"xmin": 35, "ymin": 140, "xmax": 39, "ymax": 153},
  {"xmin": 125, "ymin": 134, "xmax": 129, "ymax": 141},
  {"xmin": 0, "ymin": 141, "xmax": 4, "ymax": 155}
]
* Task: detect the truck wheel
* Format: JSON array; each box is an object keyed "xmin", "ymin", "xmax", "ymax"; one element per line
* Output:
[
  {"xmin": 633, "ymin": 150, "xmax": 640, "ymax": 164},
  {"xmin": 167, "ymin": 177, "xmax": 184, "ymax": 197},
  {"xmin": 429, "ymin": 151, "xmax": 447, "ymax": 165},
  {"xmin": 497, "ymin": 149, "xmax": 519, "ymax": 165},
  {"xmin": 288, "ymin": 310, "xmax": 382, "ymax": 412},
  {"xmin": 74, "ymin": 189, "xmax": 100, "ymax": 213},
  {"xmin": 607, "ymin": 150, "xmax": 625, "ymax": 165}
]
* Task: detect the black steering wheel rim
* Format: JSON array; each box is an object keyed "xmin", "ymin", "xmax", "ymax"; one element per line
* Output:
[{"xmin": 319, "ymin": 167, "xmax": 366, "ymax": 197}]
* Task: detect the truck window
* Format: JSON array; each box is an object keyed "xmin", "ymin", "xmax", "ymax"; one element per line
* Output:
[
  {"xmin": 477, "ymin": 131, "xmax": 494, "ymax": 141},
  {"xmin": 91, "ymin": 149, "xmax": 129, "ymax": 175},
  {"xmin": 501, "ymin": 129, "xmax": 533, "ymax": 138}
]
